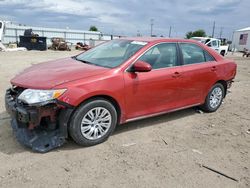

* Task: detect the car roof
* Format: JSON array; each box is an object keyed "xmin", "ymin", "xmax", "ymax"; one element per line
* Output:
[
  {"xmin": 118, "ymin": 37, "xmax": 224, "ymax": 62},
  {"xmin": 119, "ymin": 37, "xmax": 193, "ymax": 43}
]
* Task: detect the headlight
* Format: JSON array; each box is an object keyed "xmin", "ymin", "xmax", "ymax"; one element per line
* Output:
[{"xmin": 18, "ymin": 89, "xmax": 66, "ymax": 105}]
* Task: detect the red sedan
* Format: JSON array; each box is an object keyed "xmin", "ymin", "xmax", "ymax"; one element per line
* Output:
[{"xmin": 5, "ymin": 38, "xmax": 237, "ymax": 152}]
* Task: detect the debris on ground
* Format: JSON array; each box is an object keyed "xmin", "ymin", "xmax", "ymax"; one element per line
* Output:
[
  {"xmin": 246, "ymin": 129, "xmax": 250, "ymax": 134},
  {"xmin": 63, "ymin": 167, "xmax": 70, "ymax": 172},
  {"xmin": 174, "ymin": 149, "xmax": 188, "ymax": 153},
  {"xmin": 200, "ymin": 164, "xmax": 239, "ymax": 182},
  {"xmin": 0, "ymin": 42, "xmax": 27, "ymax": 52},
  {"xmin": 231, "ymin": 132, "xmax": 238, "ymax": 136},
  {"xmin": 242, "ymin": 48, "xmax": 250, "ymax": 57},
  {"xmin": 162, "ymin": 138, "xmax": 168, "ymax": 145},
  {"xmin": 75, "ymin": 42, "xmax": 91, "ymax": 51},
  {"xmin": 122, "ymin": 143, "xmax": 136, "ymax": 147},
  {"xmin": 48, "ymin": 37, "xmax": 72, "ymax": 51},
  {"xmin": 192, "ymin": 149, "xmax": 203, "ymax": 155},
  {"xmin": 209, "ymin": 124, "xmax": 215, "ymax": 128},
  {"xmin": 195, "ymin": 109, "xmax": 204, "ymax": 114}
]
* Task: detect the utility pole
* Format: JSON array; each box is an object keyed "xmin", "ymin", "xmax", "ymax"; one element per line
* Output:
[
  {"xmin": 150, "ymin": 19, "xmax": 154, "ymax": 37},
  {"xmin": 168, "ymin": 26, "xmax": 172, "ymax": 38},
  {"xmin": 137, "ymin": 30, "xmax": 141, "ymax": 37},
  {"xmin": 219, "ymin": 27, "xmax": 223, "ymax": 38},
  {"xmin": 212, "ymin": 21, "xmax": 215, "ymax": 38}
]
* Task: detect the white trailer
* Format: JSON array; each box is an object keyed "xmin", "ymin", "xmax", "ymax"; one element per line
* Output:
[{"xmin": 232, "ymin": 27, "xmax": 250, "ymax": 51}]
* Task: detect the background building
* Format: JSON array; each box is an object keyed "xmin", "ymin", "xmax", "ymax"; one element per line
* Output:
[{"xmin": 232, "ymin": 27, "xmax": 250, "ymax": 51}]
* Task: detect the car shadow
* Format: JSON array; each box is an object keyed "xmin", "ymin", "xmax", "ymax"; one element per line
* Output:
[
  {"xmin": 59, "ymin": 107, "xmax": 199, "ymax": 152},
  {"xmin": 0, "ymin": 107, "xmax": 199, "ymax": 154},
  {"xmin": 114, "ymin": 108, "xmax": 197, "ymax": 135}
]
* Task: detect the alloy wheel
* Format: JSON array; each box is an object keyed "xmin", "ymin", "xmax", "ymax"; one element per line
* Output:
[{"xmin": 80, "ymin": 107, "xmax": 112, "ymax": 140}]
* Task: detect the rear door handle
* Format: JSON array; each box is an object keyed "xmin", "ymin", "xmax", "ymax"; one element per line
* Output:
[
  {"xmin": 172, "ymin": 72, "xmax": 181, "ymax": 78},
  {"xmin": 211, "ymin": 66, "xmax": 217, "ymax": 71}
]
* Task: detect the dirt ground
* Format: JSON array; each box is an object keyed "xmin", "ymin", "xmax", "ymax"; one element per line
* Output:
[{"xmin": 0, "ymin": 50, "xmax": 249, "ymax": 188}]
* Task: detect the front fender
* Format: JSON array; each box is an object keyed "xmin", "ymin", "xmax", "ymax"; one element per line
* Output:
[{"xmin": 56, "ymin": 73, "xmax": 127, "ymax": 123}]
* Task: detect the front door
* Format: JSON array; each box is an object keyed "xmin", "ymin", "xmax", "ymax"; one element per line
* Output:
[{"xmin": 123, "ymin": 43, "xmax": 183, "ymax": 119}]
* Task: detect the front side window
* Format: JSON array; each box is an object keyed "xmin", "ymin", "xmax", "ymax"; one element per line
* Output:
[
  {"xmin": 75, "ymin": 40, "xmax": 147, "ymax": 68},
  {"xmin": 180, "ymin": 43, "xmax": 215, "ymax": 65},
  {"xmin": 139, "ymin": 43, "xmax": 177, "ymax": 69}
]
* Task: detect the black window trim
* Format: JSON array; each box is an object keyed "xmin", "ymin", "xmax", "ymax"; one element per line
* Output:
[{"xmin": 177, "ymin": 42, "xmax": 216, "ymax": 66}]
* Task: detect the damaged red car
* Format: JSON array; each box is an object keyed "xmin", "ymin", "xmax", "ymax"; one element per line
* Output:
[{"xmin": 5, "ymin": 38, "xmax": 237, "ymax": 152}]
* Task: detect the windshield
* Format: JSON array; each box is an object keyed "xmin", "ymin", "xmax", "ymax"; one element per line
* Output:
[{"xmin": 75, "ymin": 40, "xmax": 147, "ymax": 68}]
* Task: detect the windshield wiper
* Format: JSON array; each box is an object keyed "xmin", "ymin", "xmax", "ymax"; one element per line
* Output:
[
  {"xmin": 71, "ymin": 56, "xmax": 111, "ymax": 68},
  {"xmin": 72, "ymin": 56, "xmax": 93, "ymax": 65}
]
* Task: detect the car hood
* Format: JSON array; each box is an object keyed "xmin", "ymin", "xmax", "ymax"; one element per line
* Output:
[{"xmin": 11, "ymin": 57, "xmax": 109, "ymax": 89}]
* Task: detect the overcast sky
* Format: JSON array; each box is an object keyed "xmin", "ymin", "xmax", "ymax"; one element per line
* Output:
[{"xmin": 0, "ymin": 0, "xmax": 249, "ymax": 39}]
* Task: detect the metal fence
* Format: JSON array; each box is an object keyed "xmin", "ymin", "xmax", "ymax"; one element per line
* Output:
[{"xmin": 2, "ymin": 23, "xmax": 120, "ymax": 46}]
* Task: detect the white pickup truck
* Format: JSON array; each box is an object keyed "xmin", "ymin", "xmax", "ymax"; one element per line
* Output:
[
  {"xmin": 0, "ymin": 20, "xmax": 5, "ymax": 42},
  {"xmin": 191, "ymin": 37, "xmax": 229, "ymax": 56}
]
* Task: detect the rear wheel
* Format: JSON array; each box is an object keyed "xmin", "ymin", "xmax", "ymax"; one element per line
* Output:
[
  {"xmin": 201, "ymin": 83, "xmax": 225, "ymax": 112},
  {"xmin": 69, "ymin": 99, "xmax": 117, "ymax": 146}
]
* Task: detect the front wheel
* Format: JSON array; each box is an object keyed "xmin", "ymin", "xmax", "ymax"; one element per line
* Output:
[
  {"xmin": 220, "ymin": 51, "xmax": 225, "ymax": 56},
  {"xmin": 69, "ymin": 99, "xmax": 117, "ymax": 146},
  {"xmin": 201, "ymin": 83, "xmax": 225, "ymax": 112}
]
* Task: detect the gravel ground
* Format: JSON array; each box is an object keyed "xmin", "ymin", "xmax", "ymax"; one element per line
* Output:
[{"xmin": 0, "ymin": 50, "xmax": 249, "ymax": 188}]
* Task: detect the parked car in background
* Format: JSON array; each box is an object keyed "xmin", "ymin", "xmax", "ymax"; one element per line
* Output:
[
  {"xmin": 191, "ymin": 37, "xmax": 229, "ymax": 56},
  {"xmin": 5, "ymin": 38, "xmax": 237, "ymax": 152}
]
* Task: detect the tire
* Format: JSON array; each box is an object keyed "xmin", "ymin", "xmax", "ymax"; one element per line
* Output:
[
  {"xmin": 220, "ymin": 51, "xmax": 225, "ymax": 56},
  {"xmin": 69, "ymin": 99, "xmax": 117, "ymax": 146},
  {"xmin": 201, "ymin": 83, "xmax": 225, "ymax": 112}
]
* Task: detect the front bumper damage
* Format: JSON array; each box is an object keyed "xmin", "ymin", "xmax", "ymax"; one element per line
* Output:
[{"xmin": 5, "ymin": 87, "xmax": 74, "ymax": 153}]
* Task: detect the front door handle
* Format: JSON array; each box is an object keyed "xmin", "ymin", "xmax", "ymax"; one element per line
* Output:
[
  {"xmin": 172, "ymin": 72, "xmax": 181, "ymax": 78},
  {"xmin": 211, "ymin": 66, "xmax": 217, "ymax": 71}
]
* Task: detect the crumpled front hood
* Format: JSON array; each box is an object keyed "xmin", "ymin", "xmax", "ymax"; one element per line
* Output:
[{"xmin": 11, "ymin": 57, "xmax": 109, "ymax": 89}]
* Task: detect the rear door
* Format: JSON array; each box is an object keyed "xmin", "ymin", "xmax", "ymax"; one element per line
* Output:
[{"xmin": 177, "ymin": 43, "xmax": 219, "ymax": 106}]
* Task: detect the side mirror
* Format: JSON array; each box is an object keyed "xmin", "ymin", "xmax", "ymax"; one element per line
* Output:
[{"xmin": 132, "ymin": 60, "xmax": 152, "ymax": 72}]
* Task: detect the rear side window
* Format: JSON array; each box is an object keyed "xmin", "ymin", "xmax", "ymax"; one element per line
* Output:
[
  {"xmin": 180, "ymin": 43, "xmax": 214, "ymax": 65},
  {"xmin": 204, "ymin": 51, "xmax": 215, "ymax": 62},
  {"xmin": 139, "ymin": 43, "xmax": 177, "ymax": 69}
]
